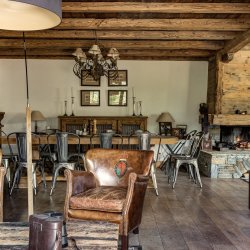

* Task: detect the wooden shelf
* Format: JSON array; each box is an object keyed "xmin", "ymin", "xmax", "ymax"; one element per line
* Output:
[{"xmin": 210, "ymin": 114, "xmax": 250, "ymax": 125}]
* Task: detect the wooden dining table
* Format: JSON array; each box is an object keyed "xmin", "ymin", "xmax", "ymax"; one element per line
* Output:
[{"xmin": 0, "ymin": 134, "xmax": 178, "ymax": 146}]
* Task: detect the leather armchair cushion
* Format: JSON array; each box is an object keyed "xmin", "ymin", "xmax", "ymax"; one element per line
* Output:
[{"xmin": 69, "ymin": 186, "xmax": 127, "ymax": 212}]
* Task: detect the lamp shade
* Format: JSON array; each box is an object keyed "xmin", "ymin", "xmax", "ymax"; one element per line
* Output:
[
  {"xmin": 157, "ymin": 112, "xmax": 175, "ymax": 123},
  {"xmin": 31, "ymin": 110, "xmax": 45, "ymax": 121},
  {"xmin": 0, "ymin": 0, "xmax": 62, "ymax": 31}
]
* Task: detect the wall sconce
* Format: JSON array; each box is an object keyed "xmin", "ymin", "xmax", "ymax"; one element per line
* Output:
[{"xmin": 156, "ymin": 112, "xmax": 175, "ymax": 135}]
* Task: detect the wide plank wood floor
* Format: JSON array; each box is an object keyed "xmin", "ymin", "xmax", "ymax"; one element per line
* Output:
[{"xmin": 3, "ymin": 169, "xmax": 250, "ymax": 250}]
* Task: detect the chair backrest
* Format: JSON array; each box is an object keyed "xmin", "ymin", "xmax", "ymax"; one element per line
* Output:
[
  {"xmin": 129, "ymin": 130, "xmax": 160, "ymax": 150},
  {"xmin": 85, "ymin": 148, "xmax": 154, "ymax": 187},
  {"xmin": 48, "ymin": 132, "xmax": 80, "ymax": 163},
  {"xmin": 99, "ymin": 132, "xmax": 114, "ymax": 149},
  {"xmin": 7, "ymin": 132, "xmax": 41, "ymax": 163},
  {"xmin": 189, "ymin": 131, "xmax": 204, "ymax": 158},
  {"xmin": 180, "ymin": 130, "xmax": 197, "ymax": 156},
  {"xmin": 91, "ymin": 132, "xmax": 123, "ymax": 149},
  {"xmin": 138, "ymin": 132, "xmax": 151, "ymax": 150}
]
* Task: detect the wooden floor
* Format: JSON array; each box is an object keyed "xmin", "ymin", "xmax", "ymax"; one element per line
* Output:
[{"xmin": 3, "ymin": 169, "xmax": 250, "ymax": 250}]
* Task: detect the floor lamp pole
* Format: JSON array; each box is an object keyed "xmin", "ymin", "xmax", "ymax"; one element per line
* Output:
[{"xmin": 23, "ymin": 32, "xmax": 33, "ymax": 217}]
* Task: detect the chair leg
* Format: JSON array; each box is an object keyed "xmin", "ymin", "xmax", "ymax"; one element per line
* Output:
[
  {"xmin": 9, "ymin": 165, "xmax": 21, "ymax": 196},
  {"xmin": 188, "ymin": 164, "xmax": 195, "ymax": 182},
  {"xmin": 32, "ymin": 163, "xmax": 37, "ymax": 196},
  {"xmin": 172, "ymin": 160, "xmax": 181, "ymax": 189},
  {"xmin": 2, "ymin": 159, "xmax": 11, "ymax": 188},
  {"xmin": 50, "ymin": 164, "xmax": 62, "ymax": 196},
  {"xmin": 39, "ymin": 159, "xmax": 47, "ymax": 189},
  {"xmin": 150, "ymin": 163, "xmax": 159, "ymax": 196},
  {"xmin": 193, "ymin": 161, "xmax": 202, "ymax": 188}
]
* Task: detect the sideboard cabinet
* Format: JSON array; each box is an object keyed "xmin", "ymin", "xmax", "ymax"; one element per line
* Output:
[{"xmin": 58, "ymin": 116, "xmax": 147, "ymax": 135}]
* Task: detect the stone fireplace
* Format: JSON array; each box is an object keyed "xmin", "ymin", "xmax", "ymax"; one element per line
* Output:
[
  {"xmin": 199, "ymin": 114, "xmax": 250, "ymax": 178},
  {"xmin": 220, "ymin": 125, "xmax": 250, "ymax": 148}
]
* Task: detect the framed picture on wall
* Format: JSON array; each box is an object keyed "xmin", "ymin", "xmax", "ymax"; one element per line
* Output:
[
  {"xmin": 80, "ymin": 90, "xmax": 100, "ymax": 106},
  {"xmin": 81, "ymin": 70, "xmax": 100, "ymax": 86},
  {"xmin": 108, "ymin": 70, "xmax": 128, "ymax": 86},
  {"xmin": 108, "ymin": 90, "xmax": 127, "ymax": 106}
]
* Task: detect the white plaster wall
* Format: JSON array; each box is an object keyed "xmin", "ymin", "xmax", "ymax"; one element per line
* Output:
[{"xmin": 0, "ymin": 59, "xmax": 208, "ymax": 134}]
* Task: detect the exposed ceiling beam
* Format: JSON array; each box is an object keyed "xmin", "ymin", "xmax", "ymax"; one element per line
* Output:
[
  {"xmin": 0, "ymin": 55, "xmax": 209, "ymax": 61},
  {"xmin": 220, "ymin": 29, "xmax": 250, "ymax": 54},
  {"xmin": 0, "ymin": 39, "xmax": 223, "ymax": 50},
  {"xmin": 58, "ymin": 18, "xmax": 250, "ymax": 31},
  {"xmin": 0, "ymin": 30, "xmax": 238, "ymax": 41},
  {"xmin": 0, "ymin": 49, "xmax": 213, "ymax": 57},
  {"xmin": 62, "ymin": 2, "xmax": 250, "ymax": 14}
]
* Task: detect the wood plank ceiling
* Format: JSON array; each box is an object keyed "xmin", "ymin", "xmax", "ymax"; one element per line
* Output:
[{"xmin": 0, "ymin": 0, "xmax": 249, "ymax": 61}]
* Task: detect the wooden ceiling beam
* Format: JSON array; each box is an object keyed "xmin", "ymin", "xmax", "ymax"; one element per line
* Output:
[
  {"xmin": 0, "ymin": 55, "xmax": 208, "ymax": 61},
  {"xmin": 220, "ymin": 29, "xmax": 250, "ymax": 55},
  {"xmin": 62, "ymin": 2, "xmax": 250, "ymax": 14},
  {"xmin": 0, "ymin": 30, "xmax": 237, "ymax": 41},
  {"xmin": 0, "ymin": 39, "xmax": 223, "ymax": 50},
  {"xmin": 58, "ymin": 18, "xmax": 250, "ymax": 31},
  {"xmin": 0, "ymin": 49, "xmax": 213, "ymax": 57}
]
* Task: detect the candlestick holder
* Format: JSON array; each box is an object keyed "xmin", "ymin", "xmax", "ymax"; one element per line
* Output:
[
  {"xmin": 71, "ymin": 97, "xmax": 75, "ymax": 116},
  {"xmin": 132, "ymin": 97, "xmax": 136, "ymax": 116},
  {"xmin": 138, "ymin": 101, "xmax": 142, "ymax": 116},
  {"xmin": 64, "ymin": 100, "xmax": 68, "ymax": 116}
]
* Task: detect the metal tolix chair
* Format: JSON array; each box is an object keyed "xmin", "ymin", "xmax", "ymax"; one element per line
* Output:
[{"xmin": 48, "ymin": 132, "xmax": 81, "ymax": 195}]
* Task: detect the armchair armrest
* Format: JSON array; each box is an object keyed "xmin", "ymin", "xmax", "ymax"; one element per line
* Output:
[
  {"xmin": 122, "ymin": 173, "xmax": 149, "ymax": 235},
  {"xmin": 64, "ymin": 169, "xmax": 96, "ymax": 197},
  {"xmin": 64, "ymin": 169, "xmax": 97, "ymax": 220}
]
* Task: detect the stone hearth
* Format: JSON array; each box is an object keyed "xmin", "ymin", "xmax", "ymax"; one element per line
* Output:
[{"xmin": 198, "ymin": 150, "xmax": 250, "ymax": 178}]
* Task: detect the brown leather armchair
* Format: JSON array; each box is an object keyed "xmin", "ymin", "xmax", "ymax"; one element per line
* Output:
[
  {"xmin": 64, "ymin": 148, "xmax": 154, "ymax": 250},
  {"xmin": 0, "ymin": 149, "xmax": 6, "ymax": 222}
]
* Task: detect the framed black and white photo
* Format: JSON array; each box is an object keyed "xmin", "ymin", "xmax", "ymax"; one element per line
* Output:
[
  {"xmin": 80, "ymin": 90, "xmax": 100, "ymax": 106},
  {"xmin": 108, "ymin": 70, "xmax": 128, "ymax": 86},
  {"xmin": 108, "ymin": 90, "xmax": 127, "ymax": 106}
]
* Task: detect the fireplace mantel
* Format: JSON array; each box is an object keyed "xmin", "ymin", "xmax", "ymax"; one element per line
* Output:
[{"xmin": 209, "ymin": 114, "xmax": 250, "ymax": 126}]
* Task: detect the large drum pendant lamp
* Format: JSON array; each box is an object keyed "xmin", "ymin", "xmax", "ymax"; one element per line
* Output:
[
  {"xmin": 0, "ymin": 0, "xmax": 62, "ymax": 31},
  {"xmin": 0, "ymin": 0, "xmax": 61, "ymax": 218}
]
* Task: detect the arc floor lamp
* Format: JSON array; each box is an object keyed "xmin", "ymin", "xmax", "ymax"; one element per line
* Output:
[{"xmin": 0, "ymin": 0, "xmax": 62, "ymax": 217}]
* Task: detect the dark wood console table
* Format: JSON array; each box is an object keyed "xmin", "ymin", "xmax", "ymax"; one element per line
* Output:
[{"xmin": 58, "ymin": 116, "xmax": 147, "ymax": 135}]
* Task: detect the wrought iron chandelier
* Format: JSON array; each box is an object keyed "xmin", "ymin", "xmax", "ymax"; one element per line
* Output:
[{"xmin": 72, "ymin": 34, "xmax": 120, "ymax": 81}]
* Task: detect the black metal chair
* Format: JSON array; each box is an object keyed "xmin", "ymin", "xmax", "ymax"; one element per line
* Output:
[
  {"xmin": 8, "ymin": 132, "xmax": 46, "ymax": 195},
  {"xmin": 170, "ymin": 131, "xmax": 204, "ymax": 189},
  {"xmin": 48, "ymin": 132, "xmax": 81, "ymax": 195}
]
